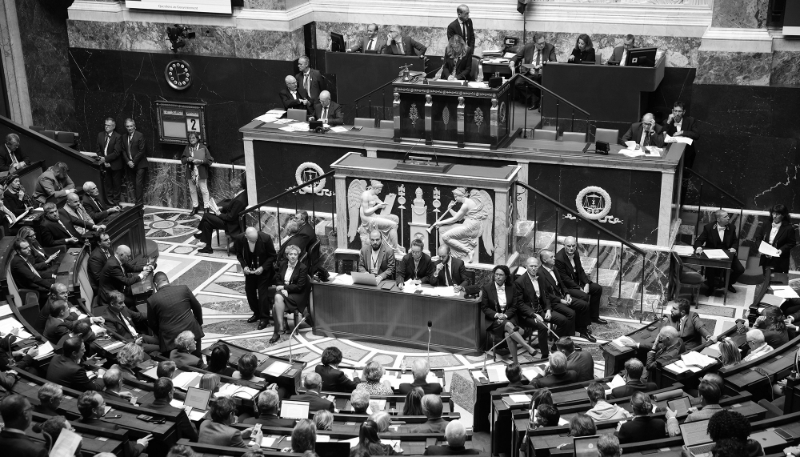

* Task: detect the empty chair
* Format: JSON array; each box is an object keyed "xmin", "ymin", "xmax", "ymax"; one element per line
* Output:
[
  {"xmin": 41, "ymin": 130, "xmax": 56, "ymax": 140},
  {"xmin": 287, "ymin": 108, "xmax": 308, "ymax": 121},
  {"xmin": 561, "ymin": 131, "xmax": 586, "ymax": 142},
  {"xmin": 595, "ymin": 128, "xmax": 618, "ymax": 145},
  {"xmin": 56, "ymin": 131, "xmax": 77, "ymax": 146},
  {"xmin": 354, "ymin": 117, "xmax": 375, "ymax": 128},
  {"xmin": 379, "ymin": 120, "xmax": 394, "ymax": 129},
  {"xmin": 532, "ymin": 129, "xmax": 557, "ymax": 141},
  {"xmin": 29, "ymin": 125, "xmax": 45, "ymax": 132}
]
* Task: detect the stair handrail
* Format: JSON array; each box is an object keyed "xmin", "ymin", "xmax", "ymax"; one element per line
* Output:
[
  {"xmin": 239, "ymin": 171, "xmax": 335, "ymax": 222},
  {"xmin": 512, "ymin": 73, "xmax": 590, "ymax": 117},
  {"xmin": 683, "ymin": 168, "xmax": 745, "ymax": 207}
]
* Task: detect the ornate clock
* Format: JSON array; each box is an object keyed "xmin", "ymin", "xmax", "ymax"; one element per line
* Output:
[{"xmin": 165, "ymin": 60, "xmax": 192, "ymax": 90}]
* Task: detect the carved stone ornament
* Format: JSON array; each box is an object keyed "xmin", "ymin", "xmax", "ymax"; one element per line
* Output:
[
  {"xmin": 475, "ymin": 107, "xmax": 484, "ymax": 128},
  {"xmin": 442, "ymin": 106, "xmax": 451, "ymax": 126},
  {"xmin": 425, "ymin": 94, "xmax": 433, "ymax": 105},
  {"xmin": 499, "ymin": 102, "xmax": 507, "ymax": 123},
  {"xmin": 409, "ymin": 103, "xmax": 419, "ymax": 126},
  {"xmin": 393, "ymin": 92, "xmax": 400, "ymax": 102},
  {"xmin": 575, "ymin": 186, "xmax": 612, "ymax": 220}
]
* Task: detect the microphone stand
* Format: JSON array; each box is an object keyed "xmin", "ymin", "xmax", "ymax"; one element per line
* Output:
[
  {"xmin": 427, "ymin": 323, "xmax": 432, "ymax": 369},
  {"xmin": 482, "ymin": 326, "xmax": 520, "ymax": 375},
  {"xmin": 288, "ymin": 315, "xmax": 307, "ymax": 363}
]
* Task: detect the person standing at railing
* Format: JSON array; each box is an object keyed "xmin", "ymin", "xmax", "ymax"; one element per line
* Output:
[
  {"xmin": 751, "ymin": 204, "xmax": 796, "ymax": 307},
  {"xmin": 509, "ymin": 34, "xmax": 556, "ymax": 111},
  {"xmin": 181, "ymin": 131, "xmax": 215, "ymax": 217},
  {"xmin": 296, "ymin": 55, "xmax": 324, "ymax": 103},
  {"xmin": 95, "ymin": 118, "xmax": 124, "ymax": 205},
  {"xmin": 663, "ymin": 101, "xmax": 700, "ymax": 168},
  {"xmin": 694, "ymin": 209, "xmax": 743, "ymax": 296}
]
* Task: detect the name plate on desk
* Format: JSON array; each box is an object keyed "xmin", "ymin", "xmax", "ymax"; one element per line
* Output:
[
  {"xmin": 395, "ymin": 159, "xmax": 453, "ymax": 173},
  {"xmin": 425, "ymin": 79, "xmax": 466, "ymax": 87}
]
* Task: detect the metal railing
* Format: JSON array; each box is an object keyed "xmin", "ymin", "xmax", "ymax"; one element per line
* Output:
[
  {"xmin": 238, "ymin": 171, "xmax": 335, "ymax": 254},
  {"xmin": 514, "ymin": 181, "xmax": 650, "ymax": 320},
  {"xmin": 683, "ymin": 168, "xmax": 745, "ymax": 241},
  {"xmin": 512, "ymin": 73, "xmax": 593, "ymax": 140}
]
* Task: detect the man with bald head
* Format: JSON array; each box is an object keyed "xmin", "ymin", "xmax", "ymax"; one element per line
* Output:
[
  {"xmin": 693, "ymin": 209, "xmax": 742, "ymax": 294},
  {"xmin": 312, "ymin": 90, "xmax": 344, "ymax": 126},
  {"xmin": 620, "ymin": 113, "xmax": 664, "ymax": 148},
  {"xmin": 358, "ymin": 229, "xmax": 395, "ymax": 280},
  {"xmin": 429, "ymin": 245, "xmax": 468, "ymax": 290},
  {"xmin": 234, "ymin": 227, "xmax": 276, "ymax": 329},
  {"xmin": 279, "ymin": 75, "xmax": 311, "ymax": 111},
  {"xmin": 555, "ymin": 236, "xmax": 605, "ymax": 325},
  {"xmin": 62, "ymin": 192, "xmax": 105, "ymax": 237},
  {"xmin": 538, "ymin": 249, "xmax": 593, "ymax": 342},
  {"xmin": 147, "ymin": 271, "xmax": 205, "ymax": 354},
  {"xmin": 98, "ymin": 244, "xmax": 153, "ymax": 308},
  {"xmin": 620, "ymin": 325, "xmax": 683, "ymax": 380}
]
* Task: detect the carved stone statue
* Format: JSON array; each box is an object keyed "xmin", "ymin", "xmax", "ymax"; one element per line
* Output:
[
  {"xmin": 431, "ymin": 187, "xmax": 494, "ymax": 262},
  {"xmin": 347, "ymin": 179, "xmax": 400, "ymax": 253}
]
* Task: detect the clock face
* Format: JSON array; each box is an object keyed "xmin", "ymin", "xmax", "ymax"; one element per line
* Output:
[{"xmin": 165, "ymin": 60, "xmax": 192, "ymax": 90}]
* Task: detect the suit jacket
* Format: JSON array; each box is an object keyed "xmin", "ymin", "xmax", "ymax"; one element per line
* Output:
[
  {"xmin": 180, "ymin": 144, "xmax": 214, "ymax": 180},
  {"xmin": 313, "ymin": 101, "xmax": 344, "ymax": 126},
  {"xmin": 41, "ymin": 298, "xmax": 79, "ymax": 323},
  {"xmin": 98, "ymin": 255, "xmax": 144, "ymax": 304},
  {"xmin": 146, "ymin": 398, "xmax": 199, "ymax": 442},
  {"xmin": 566, "ymin": 350, "xmax": 594, "ymax": 382},
  {"xmin": 216, "ymin": 190, "xmax": 248, "ymax": 235},
  {"xmin": 537, "ymin": 265, "xmax": 570, "ymax": 305},
  {"xmin": 555, "ymin": 249, "xmax": 592, "ymax": 290},
  {"xmin": 620, "ymin": 122, "xmax": 665, "ymax": 148},
  {"xmin": 170, "ymin": 349, "xmax": 204, "ymax": 370},
  {"xmin": 279, "ymin": 85, "xmax": 311, "ymax": 111},
  {"xmin": 351, "ymin": 35, "xmax": 385, "ymax": 53},
  {"xmin": 0, "ymin": 145, "xmax": 28, "ymax": 172},
  {"xmin": 44, "ymin": 316, "xmax": 74, "ymax": 345},
  {"xmin": 382, "ymin": 35, "xmax": 427, "ymax": 56},
  {"xmin": 480, "ymin": 282, "xmax": 516, "ymax": 321},
  {"xmin": 531, "ymin": 370, "xmax": 579, "ymax": 388},
  {"xmin": 46, "ymin": 354, "xmax": 99, "ymax": 391},
  {"xmin": 694, "ymin": 221, "xmax": 739, "ymax": 252},
  {"xmin": 98, "ymin": 305, "xmax": 146, "ymax": 341},
  {"xmin": 96, "ymin": 131, "xmax": 124, "ymax": 170},
  {"xmin": 290, "ymin": 391, "xmax": 335, "ymax": 412},
  {"xmin": 412, "ymin": 418, "xmax": 448, "ymax": 434},
  {"xmin": 3, "ymin": 188, "xmax": 29, "ymax": 217},
  {"xmin": 398, "ymin": 380, "xmax": 443, "ymax": 395},
  {"xmin": 396, "ymin": 252, "xmax": 435, "ymax": 284},
  {"xmin": 33, "ymin": 168, "xmax": 75, "ymax": 204},
  {"xmin": 316, "ymin": 364, "xmax": 359, "ymax": 393},
  {"xmin": 446, "ymin": 18, "xmax": 474, "ymax": 50},
  {"xmin": 569, "ymin": 48, "xmax": 596, "ymax": 64},
  {"xmin": 123, "ymin": 130, "xmax": 149, "ymax": 169},
  {"xmin": 82, "ymin": 193, "xmax": 113, "ymax": 223},
  {"xmin": 274, "ymin": 260, "xmax": 309, "ymax": 311},
  {"xmin": 512, "ymin": 42, "xmax": 557, "ymax": 74},
  {"xmin": 242, "ymin": 414, "xmax": 296, "ymax": 428},
  {"xmin": 0, "ymin": 430, "xmax": 48, "ymax": 457},
  {"xmin": 677, "ymin": 312, "xmax": 712, "ymax": 350},
  {"xmin": 296, "ymin": 69, "xmax": 324, "ymax": 102},
  {"xmin": 39, "ymin": 213, "xmax": 85, "ymax": 247},
  {"xmin": 10, "ymin": 255, "xmax": 52, "ymax": 292},
  {"xmin": 88, "ymin": 246, "xmax": 112, "ymax": 290},
  {"xmin": 428, "ymin": 257, "xmax": 468, "ymax": 288},
  {"xmin": 514, "ymin": 273, "xmax": 549, "ymax": 317},
  {"xmin": 147, "ymin": 284, "xmax": 205, "ymax": 353},
  {"xmin": 60, "ymin": 206, "xmax": 95, "ymax": 235},
  {"xmin": 663, "ymin": 115, "xmax": 699, "ymax": 141},
  {"xmin": 199, "ymin": 420, "xmax": 247, "ymax": 447},
  {"xmin": 608, "ymin": 45, "xmax": 630, "ymax": 65},
  {"xmin": 358, "ymin": 244, "xmax": 396, "ymax": 279},
  {"xmin": 424, "ymin": 445, "xmax": 480, "ymax": 455},
  {"xmin": 756, "ymin": 220, "xmax": 797, "ymax": 272},
  {"xmin": 235, "ymin": 232, "xmax": 277, "ymax": 280},
  {"xmin": 641, "ymin": 338, "xmax": 684, "ymax": 370},
  {"xmin": 610, "ymin": 379, "xmax": 659, "ymax": 398},
  {"xmin": 442, "ymin": 52, "xmax": 473, "ymax": 81},
  {"xmin": 616, "ymin": 416, "xmax": 667, "ymax": 444}
]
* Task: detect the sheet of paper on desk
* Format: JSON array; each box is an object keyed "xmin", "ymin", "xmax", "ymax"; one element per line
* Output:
[
  {"xmin": 261, "ymin": 436, "xmax": 277, "ymax": 448},
  {"xmin": 432, "ymin": 287, "xmax": 457, "ymax": 297},
  {"xmin": 255, "ymin": 114, "xmax": 281, "ymax": 123},
  {"xmin": 316, "ymin": 435, "xmax": 331, "ymax": 442},
  {"xmin": 343, "ymin": 437, "xmax": 360, "ymax": 448},
  {"xmin": 263, "ymin": 360, "xmax": 292, "ymax": 377},
  {"xmin": 142, "ymin": 366, "xmax": 159, "ymax": 379},
  {"xmin": 486, "ymin": 366, "xmax": 509, "ymax": 383},
  {"xmin": 170, "ymin": 399, "xmax": 184, "ymax": 408},
  {"xmin": 508, "ymin": 394, "xmax": 532, "ymax": 404},
  {"xmin": 329, "ymin": 126, "xmax": 349, "ymax": 133},
  {"xmin": 645, "ymin": 146, "xmax": 662, "ymax": 157},
  {"xmin": 682, "ymin": 351, "xmax": 715, "ymax": 368},
  {"xmin": 607, "ymin": 374, "xmax": 626, "ymax": 390},
  {"xmin": 672, "ymin": 245, "xmax": 695, "ymax": 256},
  {"xmin": 426, "ymin": 372, "xmax": 441, "ymax": 384},
  {"xmin": 522, "ymin": 366, "xmax": 545, "ymax": 380},
  {"xmin": 772, "ymin": 286, "xmax": 799, "ymax": 299},
  {"xmin": 188, "ymin": 409, "xmax": 207, "ymax": 421},
  {"xmin": 173, "ymin": 372, "xmax": 201, "ymax": 389},
  {"xmin": 758, "ymin": 241, "xmax": 782, "ymax": 257},
  {"xmin": 664, "ymin": 361, "xmax": 689, "ymax": 374},
  {"xmin": 332, "ymin": 275, "xmax": 354, "ymax": 285},
  {"xmin": 33, "ymin": 341, "xmax": 54, "ymax": 360},
  {"xmin": 272, "ymin": 118, "xmax": 294, "ymax": 124},
  {"xmin": 0, "ymin": 318, "xmax": 31, "ymax": 339},
  {"xmin": 761, "ymin": 294, "xmax": 786, "ymax": 307},
  {"xmin": 609, "ymin": 336, "xmax": 629, "ymax": 350},
  {"xmin": 702, "ymin": 249, "xmax": 729, "ymax": 259},
  {"xmin": 702, "ymin": 342, "xmax": 722, "ymax": 359},
  {"xmin": 0, "ymin": 305, "xmax": 11, "ymax": 317},
  {"xmin": 619, "ymin": 148, "xmax": 645, "ymax": 158}
]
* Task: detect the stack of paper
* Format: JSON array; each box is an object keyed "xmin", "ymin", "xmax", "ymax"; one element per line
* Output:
[
  {"xmin": 521, "ymin": 365, "xmax": 546, "ymax": 381},
  {"xmin": 329, "ymin": 126, "xmax": 349, "ymax": 133},
  {"xmin": 279, "ymin": 122, "xmax": 310, "ymax": 132},
  {"xmin": 217, "ymin": 383, "xmax": 261, "ymax": 399},
  {"xmin": 681, "ymin": 351, "xmax": 716, "ymax": 369},
  {"xmin": 0, "ymin": 318, "xmax": 31, "ymax": 339},
  {"xmin": 702, "ymin": 249, "xmax": 729, "ymax": 260},
  {"xmin": 261, "ymin": 436, "xmax": 278, "ymax": 448},
  {"xmin": 172, "ymin": 371, "xmax": 202, "ymax": 390},
  {"xmin": 609, "ymin": 336, "xmax": 632, "ymax": 350},
  {"xmin": 254, "ymin": 109, "xmax": 286, "ymax": 123},
  {"xmin": 619, "ymin": 144, "xmax": 646, "ymax": 158},
  {"xmin": 332, "ymin": 275, "xmax": 354, "ymax": 286},
  {"xmin": 507, "ymin": 394, "xmax": 532, "ymax": 405},
  {"xmin": 772, "ymin": 286, "xmax": 799, "ymax": 299},
  {"xmin": 103, "ymin": 341, "xmax": 124, "ymax": 351},
  {"xmin": 485, "ymin": 366, "xmax": 508, "ymax": 383},
  {"xmin": 758, "ymin": 241, "xmax": 782, "ymax": 257},
  {"xmin": 33, "ymin": 341, "xmax": 54, "ymax": 360},
  {"xmin": 672, "ymin": 245, "xmax": 695, "ymax": 256},
  {"xmin": 0, "ymin": 305, "xmax": 12, "ymax": 317},
  {"xmin": 262, "ymin": 361, "xmax": 292, "ymax": 377}
]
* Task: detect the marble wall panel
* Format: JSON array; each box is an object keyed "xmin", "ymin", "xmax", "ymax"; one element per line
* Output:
[
  {"xmin": 770, "ymin": 51, "xmax": 800, "ymax": 87},
  {"xmin": 711, "ymin": 0, "xmax": 769, "ymax": 28},
  {"xmin": 695, "ymin": 51, "xmax": 772, "ymax": 86},
  {"xmin": 244, "ymin": 0, "xmax": 287, "ymax": 10}
]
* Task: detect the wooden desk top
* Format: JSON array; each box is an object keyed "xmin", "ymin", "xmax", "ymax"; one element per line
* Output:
[{"xmin": 681, "ymin": 250, "xmax": 734, "ymax": 269}]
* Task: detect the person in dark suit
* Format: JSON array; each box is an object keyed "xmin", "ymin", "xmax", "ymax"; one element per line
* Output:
[
  {"xmin": 620, "ymin": 113, "xmax": 665, "ymax": 148},
  {"xmin": 10, "ymin": 239, "xmax": 53, "ymax": 298},
  {"xmin": 609, "ymin": 358, "xmax": 658, "ymax": 398},
  {"xmin": 44, "ymin": 300, "xmax": 90, "ymax": 345},
  {"xmin": 531, "ymin": 352, "xmax": 579, "ymax": 388},
  {"xmin": 670, "ymin": 299, "xmax": 715, "ymax": 350},
  {"xmin": 441, "ymin": 34, "xmax": 473, "ymax": 81},
  {"xmin": 555, "ymin": 237, "xmax": 606, "ymax": 325},
  {"xmin": 396, "ymin": 238, "xmax": 435, "ymax": 287},
  {"xmin": 315, "ymin": 346, "xmax": 360, "ymax": 393},
  {"xmin": 170, "ymin": 330, "xmax": 205, "ymax": 369},
  {"xmin": 82, "ymin": 181, "xmax": 121, "ymax": 224},
  {"xmin": 311, "ymin": 90, "xmax": 344, "ymax": 126},
  {"xmin": 607, "ymin": 34, "xmax": 636, "ymax": 66},
  {"xmin": 663, "ymin": 101, "xmax": 700, "ymax": 168},
  {"xmin": 290, "ymin": 373, "xmax": 335, "ymax": 412},
  {"xmin": 123, "ymin": 118, "xmax": 149, "ymax": 205},
  {"xmin": 481, "ymin": 264, "xmax": 537, "ymax": 361},
  {"xmin": 16, "ymin": 226, "xmax": 59, "ymax": 276},
  {"xmin": 694, "ymin": 209, "xmax": 743, "ymax": 294},
  {"xmin": 143, "ymin": 377, "xmax": 199, "ymax": 442},
  {"xmin": 95, "ymin": 118, "xmax": 125, "ymax": 204},
  {"xmin": 1, "ymin": 134, "xmax": 28, "ymax": 173},
  {"xmin": 62, "ymin": 192, "xmax": 105, "ymax": 239},
  {"xmin": 147, "ymin": 272, "xmax": 205, "ymax": 355},
  {"xmin": 243, "ymin": 389, "xmax": 296, "ymax": 427},
  {"xmin": 494, "ymin": 363, "xmax": 529, "ymax": 394},
  {"xmin": 348, "ymin": 23, "xmax": 383, "ymax": 53},
  {"xmin": 98, "ymin": 245, "xmax": 152, "ymax": 307},
  {"xmin": 46, "ymin": 337, "xmax": 102, "ymax": 391},
  {"xmin": 568, "ymin": 34, "xmax": 596, "ymax": 64},
  {"xmin": 269, "ymin": 245, "xmax": 309, "ymax": 343},
  {"xmin": 234, "ymin": 227, "xmax": 276, "ymax": 329},
  {"xmin": 0, "ymin": 394, "xmax": 48, "ymax": 457},
  {"xmin": 412, "ymin": 394, "xmax": 448, "ymax": 433},
  {"xmin": 39, "ymin": 202, "xmax": 82, "ymax": 247},
  {"xmin": 279, "ymin": 75, "xmax": 312, "ymax": 112},
  {"xmin": 446, "ymin": 4, "xmax": 474, "ymax": 50},
  {"xmin": 556, "ymin": 337, "xmax": 594, "ymax": 382},
  {"xmin": 196, "ymin": 179, "xmax": 248, "ymax": 254},
  {"xmin": 428, "ymin": 245, "xmax": 468, "ymax": 290},
  {"xmin": 296, "ymin": 55, "xmax": 324, "ymax": 103},
  {"xmin": 34, "ymin": 383, "xmax": 64, "ymax": 416},
  {"xmin": 510, "ymin": 34, "xmax": 557, "ymax": 110},
  {"xmin": 616, "ymin": 392, "xmax": 668, "ymax": 444},
  {"xmin": 358, "ymin": 229, "xmax": 396, "ymax": 281},
  {"xmin": 88, "ymin": 232, "xmax": 112, "ymax": 291},
  {"xmin": 278, "ymin": 221, "xmax": 308, "ymax": 260},
  {"xmin": 382, "ymin": 25, "xmax": 427, "ymax": 57},
  {"xmin": 181, "ymin": 131, "xmax": 215, "ymax": 216},
  {"xmin": 3, "ymin": 175, "xmax": 34, "ymax": 218},
  {"xmin": 752, "ymin": 204, "xmax": 796, "ymax": 307},
  {"xmin": 33, "ymin": 162, "xmax": 75, "ymax": 205},
  {"xmin": 539, "ymin": 250, "xmax": 594, "ymax": 342},
  {"xmin": 97, "ymin": 290, "xmax": 160, "ymax": 353},
  {"xmin": 514, "ymin": 257, "xmax": 568, "ymax": 358},
  {"xmin": 198, "ymin": 396, "xmax": 263, "ymax": 449},
  {"xmin": 398, "ymin": 359, "xmax": 443, "ymax": 395},
  {"xmin": 76, "ymin": 390, "xmax": 152, "ymax": 456},
  {"xmin": 619, "ymin": 326, "xmax": 683, "ymax": 381},
  {"xmin": 424, "ymin": 420, "xmax": 479, "ymax": 455}
]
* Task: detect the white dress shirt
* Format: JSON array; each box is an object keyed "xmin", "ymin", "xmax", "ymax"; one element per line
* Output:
[
  {"xmin": 284, "ymin": 263, "xmax": 296, "ymax": 283},
  {"xmin": 495, "ymin": 282, "xmax": 507, "ymax": 312}
]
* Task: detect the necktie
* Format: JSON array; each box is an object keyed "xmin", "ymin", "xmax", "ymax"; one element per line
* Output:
[
  {"xmin": 72, "ymin": 207, "xmax": 87, "ymax": 235},
  {"xmin": 535, "ymin": 50, "xmax": 540, "ymax": 66},
  {"xmin": 398, "ymin": 40, "xmax": 404, "ymax": 55},
  {"xmin": 304, "ymin": 73, "xmax": 310, "ymax": 93},
  {"xmin": 127, "ymin": 135, "xmax": 133, "ymax": 161},
  {"xmin": 462, "ymin": 22, "xmax": 466, "ymax": 40},
  {"xmin": 58, "ymin": 220, "xmax": 72, "ymax": 237},
  {"xmin": 26, "ymin": 259, "xmax": 41, "ymax": 278},
  {"xmin": 621, "ymin": 50, "xmax": 627, "ymax": 66},
  {"xmin": 368, "ymin": 39, "xmax": 374, "ymax": 51},
  {"xmin": 640, "ymin": 128, "xmax": 648, "ymax": 149},
  {"xmin": 119, "ymin": 311, "xmax": 138, "ymax": 338},
  {"xmin": 8, "ymin": 146, "xmax": 18, "ymax": 165},
  {"xmin": 91, "ymin": 196, "xmax": 101, "ymax": 211},
  {"xmin": 444, "ymin": 262, "xmax": 452, "ymax": 286},
  {"xmin": 291, "ymin": 91, "xmax": 296, "ymax": 99},
  {"xmin": 322, "ymin": 107, "xmax": 328, "ymax": 122},
  {"xmin": 104, "ymin": 135, "xmax": 110, "ymax": 155}
]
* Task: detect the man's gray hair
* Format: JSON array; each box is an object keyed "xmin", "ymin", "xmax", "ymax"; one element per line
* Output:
[{"xmin": 175, "ymin": 330, "xmax": 196, "ymax": 351}]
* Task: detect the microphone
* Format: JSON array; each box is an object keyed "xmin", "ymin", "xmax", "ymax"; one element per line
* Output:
[
  {"xmin": 427, "ymin": 321, "xmax": 433, "ymax": 368},
  {"xmin": 288, "ymin": 315, "xmax": 308, "ymax": 363},
  {"xmin": 482, "ymin": 326, "xmax": 520, "ymax": 375}
]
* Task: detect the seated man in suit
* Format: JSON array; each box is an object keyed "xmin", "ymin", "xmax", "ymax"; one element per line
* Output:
[
  {"xmin": 39, "ymin": 202, "xmax": 82, "ymax": 247},
  {"xmin": 98, "ymin": 290, "xmax": 160, "ymax": 354},
  {"xmin": 76, "ymin": 391, "xmax": 152, "ymax": 456},
  {"xmin": 358, "ymin": 229, "xmax": 396, "ymax": 281},
  {"xmin": 157, "ymin": 360, "xmax": 177, "ymax": 379},
  {"xmin": 396, "ymin": 238, "xmax": 435, "ymax": 289},
  {"xmin": 315, "ymin": 346, "xmax": 360, "ymax": 393},
  {"xmin": 34, "ymin": 383, "xmax": 64, "ymax": 416},
  {"xmin": 382, "ymin": 25, "xmax": 427, "ymax": 57},
  {"xmin": 585, "ymin": 382, "xmax": 631, "ymax": 422},
  {"xmin": 514, "ymin": 256, "xmax": 571, "ymax": 358},
  {"xmin": 198, "ymin": 396, "xmax": 263, "ymax": 449},
  {"xmin": 46, "ymin": 336, "xmax": 102, "ymax": 391},
  {"xmin": 619, "ymin": 326, "xmax": 683, "ymax": 381},
  {"xmin": 142, "ymin": 377, "xmax": 199, "ymax": 442},
  {"xmin": 555, "ymin": 237, "xmax": 606, "ymax": 326},
  {"xmin": 99, "ymin": 367, "xmax": 136, "ymax": 403},
  {"xmin": 424, "ymin": 420, "xmax": 479, "ymax": 455},
  {"xmin": 348, "ymin": 23, "xmax": 383, "ymax": 53},
  {"xmin": 196, "ymin": 178, "xmax": 248, "ymax": 254},
  {"xmin": 509, "ymin": 33, "xmax": 557, "ymax": 110},
  {"xmin": 539, "ymin": 250, "xmax": 593, "ymax": 342},
  {"xmin": 610, "ymin": 358, "xmax": 658, "ymax": 398},
  {"xmin": 664, "ymin": 101, "xmax": 700, "ymax": 168},
  {"xmin": 531, "ymin": 352, "xmax": 578, "ymax": 388},
  {"xmin": 98, "ymin": 244, "xmax": 153, "ymax": 308},
  {"xmin": 310, "ymin": 90, "xmax": 344, "ymax": 126},
  {"xmin": 616, "ymin": 392, "xmax": 669, "ymax": 444},
  {"xmin": 669, "ymin": 299, "xmax": 715, "ymax": 350},
  {"xmin": 33, "ymin": 162, "xmax": 75, "ymax": 205},
  {"xmin": 55, "ymin": 320, "xmax": 100, "ymax": 358},
  {"xmin": 279, "ymin": 75, "xmax": 311, "ymax": 112},
  {"xmin": 666, "ymin": 379, "xmax": 722, "ymax": 435},
  {"xmin": 17, "ymin": 227, "xmax": 60, "ymax": 278},
  {"xmin": 428, "ymin": 245, "xmax": 468, "ymax": 291},
  {"xmin": 242, "ymin": 389, "xmax": 296, "ymax": 427},
  {"xmin": 607, "ymin": 34, "xmax": 635, "ymax": 66},
  {"xmin": 556, "ymin": 337, "xmax": 594, "ymax": 382},
  {"xmin": 290, "ymin": 373, "xmax": 335, "ymax": 412},
  {"xmin": 170, "ymin": 330, "xmax": 206, "ymax": 370},
  {"xmin": 694, "ymin": 209, "xmax": 743, "ymax": 295},
  {"xmin": 399, "ymin": 359, "xmax": 443, "ymax": 395},
  {"xmin": 62, "ymin": 193, "xmax": 106, "ymax": 239},
  {"xmin": 88, "ymin": 232, "xmax": 113, "ymax": 291},
  {"xmin": 42, "ymin": 284, "xmax": 103, "ymax": 333},
  {"xmin": 0, "ymin": 394, "xmax": 48, "ymax": 457},
  {"xmin": 44, "ymin": 300, "xmax": 99, "ymax": 345},
  {"xmin": 494, "ymin": 363, "xmax": 529, "ymax": 394},
  {"xmin": 10, "ymin": 239, "xmax": 53, "ymax": 302},
  {"xmin": 411, "ymin": 394, "xmax": 447, "ymax": 433},
  {"xmin": 620, "ymin": 113, "xmax": 665, "ymax": 149},
  {"xmin": 743, "ymin": 329, "xmax": 774, "ymax": 362},
  {"xmin": 82, "ymin": 181, "xmax": 121, "ymax": 224}
]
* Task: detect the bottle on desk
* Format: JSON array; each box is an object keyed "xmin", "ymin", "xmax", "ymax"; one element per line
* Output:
[{"xmin": 476, "ymin": 63, "xmax": 484, "ymax": 83}]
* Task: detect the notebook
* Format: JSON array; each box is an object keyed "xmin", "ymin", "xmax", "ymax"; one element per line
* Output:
[
  {"xmin": 680, "ymin": 419, "xmax": 714, "ymax": 456},
  {"xmin": 351, "ymin": 271, "xmax": 379, "ymax": 286},
  {"xmin": 574, "ymin": 435, "xmax": 600, "ymax": 457},
  {"xmin": 668, "ymin": 397, "xmax": 692, "ymax": 415},
  {"xmin": 184, "ymin": 387, "xmax": 212, "ymax": 421},
  {"xmin": 280, "ymin": 400, "xmax": 310, "ymax": 419},
  {"xmin": 749, "ymin": 429, "xmax": 787, "ymax": 449}
]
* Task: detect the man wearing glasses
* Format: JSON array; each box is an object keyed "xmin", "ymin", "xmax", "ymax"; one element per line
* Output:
[
  {"xmin": 743, "ymin": 329, "xmax": 773, "ymax": 362},
  {"xmin": 509, "ymin": 34, "xmax": 556, "ymax": 111},
  {"xmin": 0, "ymin": 395, "xmax": 48, "ymax": 456},
  {"xmin": 663, "ymin": 101, "xmax": 699, "ymax": 168},
  {"xmin": 95, "ymin": 118, "xmax": 124, "ymax": 205}
]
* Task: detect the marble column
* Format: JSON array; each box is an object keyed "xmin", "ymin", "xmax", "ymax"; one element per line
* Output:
[
  {"xmin": 494, "ymin": 189, "xmax": 509, "ymax": 265},
  {"xmin": 243, "ymin": 139, "xmax": 257, "ymax": 207},
  {"xmin": 335, "ymin": 175, "xmax": 348, "ymax": 250},
  {"xmin": 0, "ymin": 0, "xmax": 33, "ymax": 126}
]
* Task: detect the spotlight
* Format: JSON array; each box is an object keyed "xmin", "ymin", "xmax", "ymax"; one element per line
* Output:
[{"xmin": 167, "ymin": 25, "xmax": 196, "ymax": 52}]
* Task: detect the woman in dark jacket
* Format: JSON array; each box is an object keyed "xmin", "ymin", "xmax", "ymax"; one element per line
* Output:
[
  {"xmin": 350, "ymin": 420, "xmax": 397, "ymax": 456},
  {"xmin": 752, "ymin": 204, "xmax": 797, "ymax": 306},
  {"xmin": 270, "ymin": 244, "xmax": 309, "ymax": 343},
  {"xmin": 480, "ymin": 265, "xmax": 537, "ymax": 359},
  {"xmin": 442, "ymin": 34, "xmax": 473, "ymax": 81},
  {"xmin": 568, "ymin": 34, "xmax": 596, "ymax": 64},
  {"xmin": 207, "ymin": 343, "xmax": 235, "ymax": 376},
  {"xmin": 180, "ymin": 131, "xmax": 215, "ymax": 216}
]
